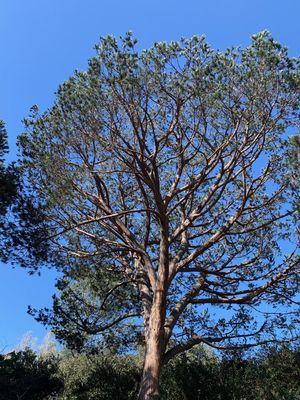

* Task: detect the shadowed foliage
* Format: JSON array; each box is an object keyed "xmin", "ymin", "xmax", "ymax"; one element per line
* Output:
[
  {"xmin": 0, "ymin": 345, "xmax": 299, "ymax": 399},
  {"xmin": 0, "ymin": 349, "xmax": 62, "ymax": 400}
]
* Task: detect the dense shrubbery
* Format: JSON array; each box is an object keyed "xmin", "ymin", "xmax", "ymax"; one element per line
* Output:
[
  {"xmin": 0, "ymin": 345, "xmax": 299, "ymax": 399},
  {"xmin": 161, "ymin": 346, "xmax": 300, "ymax": 400},
  {"xmin": 0, "ymin": 349, "xmax": 62, "ymax": 400},
  {"xmin": 57, "ymin": 353, "xmax": 140, "ymax": 400}
]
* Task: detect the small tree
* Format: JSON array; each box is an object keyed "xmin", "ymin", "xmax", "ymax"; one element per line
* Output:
[
  {"xmin": 19, "ymin": 32, "xmax": 299, "ymax": 399},
  {"xmin": 0, "ymin": 120, "xmax": 18, "ymax": 261},
  {"xmin": 0, "ymin": 348, "xmax": 62, "ymax": 400},
  {"xmin": 0, "ymin": 120, "xmax": 49, "ymax": 266}
]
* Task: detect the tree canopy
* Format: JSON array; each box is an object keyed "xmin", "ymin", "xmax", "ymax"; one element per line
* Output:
[{"xmin": 18, "ymin": 32, "xmax": 300, "ymax": 399}]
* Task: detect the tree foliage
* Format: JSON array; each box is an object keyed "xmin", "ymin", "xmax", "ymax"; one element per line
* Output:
[
  {"xmin": 0, "ymin": 119, "xmax": 50, "ymax": 267},
  {"xmin": 287, "ymin": 133, "xmax": 300, "ymax": 216},
  {"xmin": 0, "ymin": 121, "xmax": 18, "ymax": 261},
  {"xmin": 0, "ymin": 349, "xmax": 62, "ymax": 400},
  {"xmin": 29, "ymin": 258, "xmax": 141, "ymax": 352},
  {"xmin": 57, "ymin": 352, "xmax": 140, "ymax": 400}
]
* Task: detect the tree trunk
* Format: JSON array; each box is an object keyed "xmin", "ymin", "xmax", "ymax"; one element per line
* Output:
[
  {"xmin": 139, "ymin": 220, "xmax": 169, "ymax": 400},
  {"xmin": 138, "ymin": 290, "xmax": 166, "ymax": 400}
]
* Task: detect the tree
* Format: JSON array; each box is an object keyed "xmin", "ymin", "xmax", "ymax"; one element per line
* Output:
[
  {"xmin": 57, "ymin": 352, "xmax": 140, "ymax": 400},
  {"xmin": 0, "ymin": 120, "xmax": 18, "ymax": 261},
  {"xmin": 0, "ymin": 120, "xmax": 17, "ymax": 217},
  {"xmin": 0, "ymin": 348, "xmax": 62, "ymax": 400},
  {"xmin": 0, "ymin": 120, "xmax": 49, "ymax": 267},
  {"xmin": 18, "ymin": 32, "xmax": 300, "ymax": 399}
]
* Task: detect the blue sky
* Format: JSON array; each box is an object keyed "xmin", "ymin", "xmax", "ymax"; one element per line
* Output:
[{"xmin": 0, "ymin": 0, "xmax": 299, "ymax": 350}]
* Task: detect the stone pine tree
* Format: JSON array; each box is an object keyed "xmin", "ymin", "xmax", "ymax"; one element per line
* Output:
[{"xmin": 18, "ymin": 32, "xmax": 299, "ymax": 399}]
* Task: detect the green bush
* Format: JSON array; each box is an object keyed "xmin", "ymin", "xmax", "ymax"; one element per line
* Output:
[{"xmin": 57, "ymin": 352, "xmax": 140, "ymax": 400}]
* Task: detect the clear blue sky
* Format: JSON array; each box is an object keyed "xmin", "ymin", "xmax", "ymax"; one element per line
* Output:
[{"xmin": 0, "ymin": 0, "xmax": 299, "ymax": 350}]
